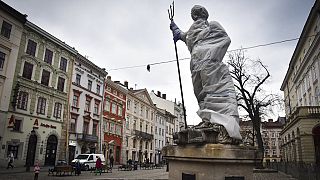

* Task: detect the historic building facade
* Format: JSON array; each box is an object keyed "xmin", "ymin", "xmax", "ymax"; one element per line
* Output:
[
  {"xmin": 68, "ymin": 54, "xmax": 107, "ymax": 164},
  {"xmin": 261, "ymin": 118, "xmax": 284, "ymax": 163},
  {"xmin": 0, "ymin": 0, "xmax": 27, "ymax": 164},
  {"xmin": 3, "ymin": 19, "xmax": 76, "ymax": 167},
  {"xmin": 103, "ymin": 77, "xmax": 127, "ymax": 165},
  {"xmin": 154, "ymin": 108, "xmax": 166, "ymax": 164},
  {"xmin": 149, "ymin": 90, "xmax": 184, "ymax": 143},
  {"xmin": 124, "ymin": 88, "xmax": 156, "ymax": 164},
  {"xmin": 280, "ymin": 0, "xmax": 320, "ymax": 165}
]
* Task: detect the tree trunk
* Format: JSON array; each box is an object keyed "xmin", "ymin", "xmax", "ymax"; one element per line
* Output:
[{"xmin": 252, "ymin": 118, "xmax": 264, "ymax": 169}]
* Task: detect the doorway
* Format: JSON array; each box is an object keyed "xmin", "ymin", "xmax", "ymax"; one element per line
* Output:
[
  {"xmin": 68, "ymin": 146, "xmax": 76, "ymax": 164},
  {"xmin": 44, "ymin": 135, "xmax": 58, "ymax": 166},
  {"xmin": 25, "ymin": 133, "xmax": 37, "ymax": 166}
]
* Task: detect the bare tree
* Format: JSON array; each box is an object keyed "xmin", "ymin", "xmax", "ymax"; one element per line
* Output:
[{"xmin": 227, "ymin": 50, "xmax": 281, "ymax": 159}]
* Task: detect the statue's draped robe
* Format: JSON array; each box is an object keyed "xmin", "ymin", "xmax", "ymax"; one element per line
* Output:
[{"xmin": 181, "ymin": 19, "xmax": 242, "ymax": 139}]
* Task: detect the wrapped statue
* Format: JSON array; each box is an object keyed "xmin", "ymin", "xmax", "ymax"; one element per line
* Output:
[{"xmin": 170, "ymin": 5, "xmax": 242, "ymax": 143}]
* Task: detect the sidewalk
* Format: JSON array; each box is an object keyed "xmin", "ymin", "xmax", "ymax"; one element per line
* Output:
[
  {"xmin": 0, "ymin": 166, "xmax": 297, "ymax": 180},
  {"xmin": 0, "ymin": 166, "xmax": 50, "ymax": 174}
]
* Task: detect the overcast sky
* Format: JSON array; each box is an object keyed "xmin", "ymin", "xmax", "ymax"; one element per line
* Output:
[{"xmin": 4, "ymin": 0, "xmax": 315, "ymax": 125}]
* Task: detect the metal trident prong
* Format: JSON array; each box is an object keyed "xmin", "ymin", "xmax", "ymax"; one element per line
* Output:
[{"xmin": 168, "ymin": 1, "xmax": 174, "ymax": 21}]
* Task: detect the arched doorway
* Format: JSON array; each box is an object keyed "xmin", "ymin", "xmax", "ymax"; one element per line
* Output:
[
  {"xmin": 313, "ymin": 125, "xmax": 320, "ymax": 165},
  {"xmin": 45, "ymin": 135, "xmax": 58, "ymax": 166},
  {"xmin": 26, "ymin": 132, "xmax": 37, "ymax": 166}
]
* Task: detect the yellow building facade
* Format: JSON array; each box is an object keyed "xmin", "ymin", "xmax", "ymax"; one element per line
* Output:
[{"xmin": 280, "ymin": 0, "xmax": 320, "ymax": 165}]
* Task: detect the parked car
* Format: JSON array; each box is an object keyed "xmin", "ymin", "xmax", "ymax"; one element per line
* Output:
[{"xmin": 72, "ymin": 154, "xmax": 106, "ymax": 171}]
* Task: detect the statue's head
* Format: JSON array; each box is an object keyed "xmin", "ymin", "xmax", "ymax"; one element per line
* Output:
[{"xmin": 191, "ymin": 5, "xmax": 209, "ymax": 21}]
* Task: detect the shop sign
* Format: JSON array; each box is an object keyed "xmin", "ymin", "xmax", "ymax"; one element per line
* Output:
[
  {"xmin": 40, "ymin": 123, "xmax": 56, "ymax": 129},
  {"xmin": 33, "ymin": 119, "xmax": 56, "ymax": 129}
]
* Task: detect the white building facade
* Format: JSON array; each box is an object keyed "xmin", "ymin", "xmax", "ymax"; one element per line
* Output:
[
  {"xmin": 68, "ymin": 54, "xmax": 107, "ymax": 164},
  {"xmin": 0, "ymin": 1, "xmax": 26, "ymax": 163}
]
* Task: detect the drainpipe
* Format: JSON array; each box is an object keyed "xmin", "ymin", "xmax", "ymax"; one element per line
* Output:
[
  {"xmin": 99, "ymin": 76, "xmax": 106, "ymax": 153},
  {"xmin": 65, "ymin": 58, "xmax": 74, "ymax": 164}
]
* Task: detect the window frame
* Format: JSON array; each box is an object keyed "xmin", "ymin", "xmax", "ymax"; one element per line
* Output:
[
  {"xmin": 22, "ymin": 61, "xmax": 34, "ymax": 80},
  {"xmin": 26, "ymin": 39, "xmax": 37, "ymax": 57},
  {"xmin": 88, "ymin": 80, "xmax": 92, "ymax": 91},
  {"xmin": 53, "ymin": 102, "xmax": 62, "ymax": 118},
  {"xmin": 57, "ymin": 77, "xmax": 65, "ymax": 92},
  {"xmin": 36, "ymin": 97, "xmax": 46, "ymax": 115},
  {"xmin": 1, "ymin": 20, "xmax": 12, "ymax": 39},
  {"xmin": 0, "ymin": 51, "xmax": 5, "ymax": 69},
  {"xmin": 40, "ymin": 69, "xmax": 50, "ymax": 86},
  {"xmin": 59, "ymin": 57, "xmax": 68, "ymax": 72},
  {"xmin": 17, "ymin": 91, "xmax": 28, "ymax": 110},
  {"xmin": 44, "ymin": 48, "xmax": 53, "ymax": 64},
  {"xmin": 75, "ymin": 74, "xmax": 81, "ymax": 85}
]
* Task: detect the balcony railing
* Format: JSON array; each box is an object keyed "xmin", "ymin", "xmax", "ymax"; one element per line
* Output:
[
  {"xmin": 287, "ymin": 106, "xmax": 320, "ymax": 124},
  {"xmin": 76, "ymin": 133, "xmax": 98, "ymax": 142},
  {"xmin": 132, "ymin": 130, "xmax": 153, "ymax": 140}
]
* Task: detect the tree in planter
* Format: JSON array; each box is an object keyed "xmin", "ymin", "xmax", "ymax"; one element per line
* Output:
[{"xmin": 227, "ymin": 50, "xmax": 282, "ymax": 167}]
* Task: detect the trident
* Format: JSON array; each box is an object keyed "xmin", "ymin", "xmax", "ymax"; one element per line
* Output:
[{"xmin": 168, "ymin": 1, "xmax": 187, "ymax": 129}]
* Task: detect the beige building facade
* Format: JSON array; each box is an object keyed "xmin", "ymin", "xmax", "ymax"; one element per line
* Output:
[{"xmin": 280, "ymin": 0, "xmax": 320, "ymax": 165}]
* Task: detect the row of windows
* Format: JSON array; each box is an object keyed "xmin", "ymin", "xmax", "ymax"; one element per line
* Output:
[
  {"xmin": 155, "ymin": 126, "xmax": 165, "ymax": 136},
  {"xmin": 127, "ymin": 99, "xmax": 154, "ymax": 120},
  {"xmin": 132, "ymin": 139, "xmax": 153, "ymax": 150},
  {"xmin": 16, "ymin": 91, "xmax": 62, "ymax": 118},
  {"xmin": 75, "ymin": 74, "xmax": 101, "ymax": 95},
  {"xmin": 154, "ymin": 139, "xmax": 164, "ymax": 149},
  {"xmin": 106, "ymin": 86, "xmax": 124, "ymax": 99},
  {"xmin": 132, "ymin": 120, "xmax": 154, "ymax": 134},
  {"xmin": 25, "ymin": 39, "xmax": 68, "ymax": 72},
  {"xmin": 22, "ymin": 61, "xmax": 66, "ymax": 92},
  {"xmin": 69, "ymin": 118, "xmax": 98, "ymax": 136},
  {"xmin": 103, "ymin": 120, "xmax": 122, "ymax": 136},
  {"xmin": 72, "ymin": 94, "xmax": 101, "ymax": 114},
  {"xmin": 104, "ymin": 99, "xmax": 123, "ymax": 117}
]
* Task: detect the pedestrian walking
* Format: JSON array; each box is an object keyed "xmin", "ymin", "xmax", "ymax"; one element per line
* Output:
[
  {"xmin": 75, "ymin": 160, "xmax": 81, "ymax": 175},
  {"xmin": 34, "ymin": 161, "xmax": 40, "ymax": 180},
  {"xmin": 109, "ymin": 156, "xmax": 114, "ymax": 169},
  {"xmin": 6, "ymin": 151, "xmax": 14, "ymax": 169},
  {"xmin": 95, "ymin": 157, "xmax": 102, "ymax": 175}
]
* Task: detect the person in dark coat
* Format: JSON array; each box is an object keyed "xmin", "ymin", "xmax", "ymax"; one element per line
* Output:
[
  {"xmin": 109, "ymin": 156, "xmax": 114, "ymax": 169},
  {"xmin": 95, "ymin": 157, "xmax": 102, "ymax": 175}
]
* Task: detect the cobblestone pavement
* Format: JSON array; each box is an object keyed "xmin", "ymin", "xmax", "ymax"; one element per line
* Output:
[{"xmin": 0, "ymin": 167, "xmax": 297, "ymax": 180}]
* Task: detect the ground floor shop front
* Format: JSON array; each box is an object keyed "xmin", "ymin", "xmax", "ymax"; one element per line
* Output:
[{"xmin": 0, "ymin": 112, "xmax": 62, "ymax": 167}]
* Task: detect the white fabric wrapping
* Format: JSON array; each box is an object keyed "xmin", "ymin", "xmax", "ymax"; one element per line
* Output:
[{"xmin": 181, "ymin": 18, "xmax": 242, "ymax": 139}]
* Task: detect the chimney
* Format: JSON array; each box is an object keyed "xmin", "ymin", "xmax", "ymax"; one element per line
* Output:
[
  {"xmin": 157, "ymin": 91, "xmax": 161, "ymax": 97},
  {"xmin": 268, "ymin": 119, "xmax": 273, "ymax": 122},
  {"xmin": 114, "ymin": 81, "xmax": 120, "ymax": 83},
  {"xmin": 107, "ymin": 76, "xmax": 111, "ymax": 80},
  {"xmin": 162, "ymin": 94, "xmax": 166, "ymax": 99},
  {"xmin": 129, "ymin": 87, "xmax": 133, "ymax": 90},
  {"xmin": 124, "ymin": 81, "xmax": 128, "ymax": 88}
]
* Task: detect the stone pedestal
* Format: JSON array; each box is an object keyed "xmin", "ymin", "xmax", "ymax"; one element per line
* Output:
[{"xmin": 163, "ymin": 144, "xmax": 262, "ymax": 180}]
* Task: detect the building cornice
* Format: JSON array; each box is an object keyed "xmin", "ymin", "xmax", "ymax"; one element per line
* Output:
[
  {"xmin": 0, "ymin": 1, "xmax": 27, "ymax": 24},
  {"xmin": 25, "ymin": 21, "xmax": 78, "ymax": 55},
  {"xmin": 76, "ymin": 53, "xmax": 108, "ymax": 77},
  {"xmin": 280, "ymin": 1, "xmax": 320, "ymax": 90}
]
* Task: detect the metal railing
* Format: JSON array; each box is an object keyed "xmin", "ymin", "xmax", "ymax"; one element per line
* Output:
[{"xmin": 266, "ymin": 162, "xmax": 320, "ymax": 180}]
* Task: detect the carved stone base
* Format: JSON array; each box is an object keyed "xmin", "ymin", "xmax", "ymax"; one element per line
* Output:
[
  {"xmin": 173, "ymin": 122, "xmax": 241, "ymax": 145},
  {"xmin": 163, "ymin": 144, "xmax": 262, "ymax": 180}
]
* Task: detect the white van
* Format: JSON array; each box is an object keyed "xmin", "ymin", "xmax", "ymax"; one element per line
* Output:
[{"xmin": 72, "ymin": 154, "xmax": 106, "ymax": 170}]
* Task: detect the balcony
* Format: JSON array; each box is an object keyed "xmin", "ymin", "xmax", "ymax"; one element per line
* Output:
[
  {"xmin": 76, "ymin": 133, "xmax": 98, "ymax": 142},
  {"xmin": 288, "ymin": 106, "xmax": 320, "ymax": 122},
  {"xmin": 132, "ymin": 130, "xmax": 153, "ymax": 140}
]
